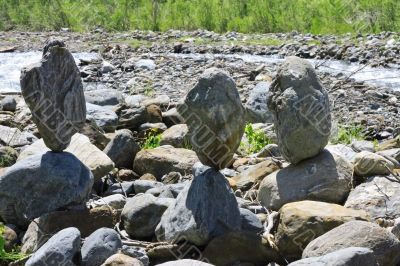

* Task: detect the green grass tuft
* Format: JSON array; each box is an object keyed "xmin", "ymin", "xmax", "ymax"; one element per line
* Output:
[
  {"xmin": 142, "ymin": 130, "xmax": 162, "ymax": 149},
  {"xmin": 240, "ymin": 123, "xmax": 273, "ymax": 155},
  {"xmin": 330, "ymin": 124, "xmax": 365, "ymax": 145},
  {"xmin": 0, "ymin": 224, "xmax": 27, "ymax": 264}
]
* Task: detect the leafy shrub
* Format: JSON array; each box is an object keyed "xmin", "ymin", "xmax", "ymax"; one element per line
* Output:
[
  {"xmin": 142, "ymin": 130, "xmax": 162, "ymax": 149},
  {"xmin": 0, "ymin": 224, "xmax": 26, "ymax": 264},
  {"xmin": 240, "ymin": 123, "xmax": 273, "ymax": 155},
  {"xmin": 330, "ymin": 124, "xmax": 365, "ymax": 144}
]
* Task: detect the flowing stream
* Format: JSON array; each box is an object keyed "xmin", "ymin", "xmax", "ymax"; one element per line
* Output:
[{"xmin": 0, "ymin": 51, "xmax": 399, "ymax": 93}]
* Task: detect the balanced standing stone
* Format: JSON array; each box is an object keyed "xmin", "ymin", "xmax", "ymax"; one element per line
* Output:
[
  {"xmin": 20, "ymin": 40, "xmax": 86, "ymax": 152},
  {"xmin": 267, "ymin": 56, "xmax": 331, "ymax": 164},
  {"xmin": 178, "ymin": 68, "xmax": 245, "ymax": 169}
]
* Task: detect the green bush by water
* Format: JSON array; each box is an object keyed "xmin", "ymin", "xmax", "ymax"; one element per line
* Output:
[{"xmin": 1, "ymin": 0, "xmax": 399, "ymax": 34}]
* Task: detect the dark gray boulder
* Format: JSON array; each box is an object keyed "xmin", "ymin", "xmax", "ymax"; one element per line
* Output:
[
  {"xmin": 155, "ymin": 163, "xmax": 241, "ymax": 245},
  {"xmin": 268, "ymin": 56, "xmax": 331, "ymax": 164},
  {"xmin": 20, "ymin": 40, "xmax": 86, "ymax": 152},
  {"xmin": 25, "ymin": 227, "xmax": 81, "ymax": 266},
  {"xmin": 81, "ymin": 228, "xmax": 122, "ymax": 266},
  {"xmin": 103, "ymin": 129, "xmax": 140, "ymax": 169},
  {"xmin": 0, "ymin": 152, "xmax": 93, "ymax": 227},
  {"xmin": 121, "ymin": 194, "xmax": 173, "ymax": 238}
]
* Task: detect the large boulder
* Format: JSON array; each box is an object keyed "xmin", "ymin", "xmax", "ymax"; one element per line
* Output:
[
  {"xmin": 302, "ymin": 221, "xmax": 400, "ymax": 266},
  {"xmin": 121, "ymin": 194, "xmax": 173, "ymax": 239},
  {"xmin": 81, "ymin": 228, "xmax": 122, "ymax": 266},
  {"xmin": 156, "ymin": 163, "xmax": 241, "ymax": 246},
  {"xmin": 0, "ymin": 152, "xmax": 93, "ymax": 227},
  {"xmin": 119, "ymin": 104, "xmax": 162, "ymax": 130},
  {"xmin": 18, "ymin": 133, "xmax": 114, "ymax": 180},
  {"xmin": 21, "ymin": 206, "xmax": 118, "ymax": 253},
  {"xmin": 245, "ymin": 81, "xmax": 274, "ymax": 123},
  {"xmin": 133, "ymin": 146, "xmax": 199, "ymax": 179},
  {"xmin": 344, "ymin": 175, "xmax": 400, "ymax": 220},
  {"xmin": 267, "ymin": 56, "xmax": 331, "ymax": 164},
  {"xmin": 289, "ymin": 247, "xmax": 378, "ymax": 266},
  {"xmin": 275, "ymin": 200, "xmax": 370, "ymax": 261},
  {"xmin": 25, "ymin": 227, "xmax": 81, "ymax": 266},
  {"xmin": 258, "ymin": 150, "xmax": 353, "ymax": 210},
  {"xmin": 178, "ymin": 68, "xmax": 245, "ymax": 169},
  {"xmin": 103, "ymin": 129, "xmax": 140, "ymax": 169},
  {"xmin": 20, "ymin": 40, "xmax": 86, "ymax": 152}
]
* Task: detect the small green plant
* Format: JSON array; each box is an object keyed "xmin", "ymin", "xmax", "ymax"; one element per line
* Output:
[
  {"xmin": 330, "ymin": 124, "xmax": 365, "ymax": 145},
  {"xmin": 240, "ymin": 123, "xmax": 273, "ymax": 155},
  {"xmin": 144, "ymin": 86, "xmax": 154, "ymax": 97},
  {"xmin": 0, "ymin": 224, "xmax": 27, "ymax": 264},
  {"xmin": 142, "ymin": 130, "xmax": 162, "ymax": 149}
]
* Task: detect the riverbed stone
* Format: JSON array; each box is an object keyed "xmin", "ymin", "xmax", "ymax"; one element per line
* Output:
[
  {"xmin": 0, "ymin": 152, "xmax": 93, "ymax": 227},
  {"xmin": 353, "ymin": 151, "xmax": 394, "ymax": 177},
  {"xmin": 21, "ymin": 206, "xmax": 118, "ymax": 253},
  {"xmin": 233, "ymin": 159, "xmax": 280, "ymax": 190},
  {"xmin": 179, "ymin": 68, "xmax": 245, "ymax": 169},
  {"xmin": 25, "ymin": 227, "xmax": 81, "ymax": 266},
  {"xmin": 103, "ymin": 129, "xmax": 140, "ymax": 169},
  {"xmin": 276, "ymin": 200, "xmax": 370, "ymax": 261},
  {"xmin": 18, "ymin": 133, "xmax": 114, "ymax": 180},
  {"xmin": 133, "ymin": 146, "xmax": 199, "ymax": 179},
  {"xmin": 258, "ymin": 150, "xmax": 353, "ymax": 210},
  {"xmin": 155, "ymin": 163, "xmax": 241, "ymax": 246},
  {"xmin": 344, "ymin": 175, "xmax": 400, "ymax": 220},
  {"xmin": 302, "ymin": 221, "xmax": 400, "ymax": 266},
  {"xmin": 1, "ymin": 96, "xmax": 17, "ymax": 112},
  {"xmin": 85, "ymin": 88, "xmax": 123, "ymax": 106},
  {"xmin": 0, "ymin": 125, "xmax": 37, "ymax": 148},
  {"xmin": 102, "ymin": 254, "xmax": 144, "ymax": 266},
  {"xmin": 121, "ymin": 194, "xmax": 173, "ymax": 239},
  {"xmin": 86, "ymin": 103, "xmax": 118, "ymax": 132},
  {"xmin": 160, "ymin": 124, "xmax": 189, "ymax": 148},
  {"xmin": 20, "ymin": 40, "xmax": 86, "ymax": 152},
  {"xmin": 81, "ymin": 228, "xmax": 122, "ymax": 266},
  {"xmin": 267, "ymin": 56, "xmax": 331, "ymax": 164},
  {"xmin": 289, "ymin": 247, "xmax": 378, "ymax": 266}
]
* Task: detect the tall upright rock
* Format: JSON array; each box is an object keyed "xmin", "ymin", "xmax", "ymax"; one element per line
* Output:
[
  {"xmin": 20, "ymin": 40, "xmax": 86, "ymax": 152},
  {"xmin": 178, "ymin": 68, "xmax": 245, "ymax": 169},
  {"xmin": 267, "ymin": 56, "xmax": 331, "ymax": 164}
]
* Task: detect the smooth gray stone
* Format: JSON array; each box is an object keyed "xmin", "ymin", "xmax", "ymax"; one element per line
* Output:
[
  {"xmin": 103, "ymin": 129, "xmax": 139, "ymax": 169},
  {"xmin": 258, "ymin": 149, "xmax": 353, "ymax": 210},
  {"xmin": 155, "ymin": 260, "xmax": 213, "ymax": 266},
  {"xmin": 86, "ymin": 102, "xmax": 118, "ymax": 132},
  {"xmin": 179, "ymin": 68, "xmax": 245, "ymax": 169},
  {"xmin": 25, "ymin": 227, "xmax": 81, "ymax": 266},
  {"xmin": 133, "ymin": 180, "xmax": 164, "ymax": 194},
  {"xmin": 267, "ymin": 56, "xmax": 331, "ymax": 164},
  {"xmin": 20, "ymin": 41, "xmax": 86, "ymax": 152},
  {"xmin": 345, "ymin": 175, "xmax": 400, "ymax": 220},
  {"xmin": 1, "ymin": 96, "xmax": 17, "ymax": 112},
  {"xmin": 240, "ymin": 208, "xmax": 263, "ymax": 233},
  {"xmin": 156, "ymin": 163, "xmax": 241, "ymax": 246},
  {"xmin": 289, "ymin": 247, "xmax": 377, "ymax": 266},
  {"xmin": 84, "ymin": 88, "xmax": 123, "ymax": 106},
  {"xmin": 121, "ymin": 194, "xmax": 173, "ymax": 238},
  {"xmin": 81, "ymin": 228, "xmax": 122, "ymax": 266},
  {"xmin": 0, "ymin": 152, "xmax": 93, "ymax": 227},
  {"xmin": 302, "ymin": 221, "xmax": 400, "ymax": 266}
]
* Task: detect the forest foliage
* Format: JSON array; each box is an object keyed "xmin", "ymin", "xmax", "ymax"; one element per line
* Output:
[{"xmin": 0, "ymin": 0, "xmax": 399, "ymax": 34}]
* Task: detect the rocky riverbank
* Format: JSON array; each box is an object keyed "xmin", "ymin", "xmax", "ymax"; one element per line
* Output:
[{"xmin": 0, "ymin": 31, "xmax": 400, "ymax": 266}]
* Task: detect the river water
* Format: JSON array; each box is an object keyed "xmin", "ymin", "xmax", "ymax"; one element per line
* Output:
[{"xmin": 0, "ymin": 51, "xmax": 399, "ymax": 93}]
